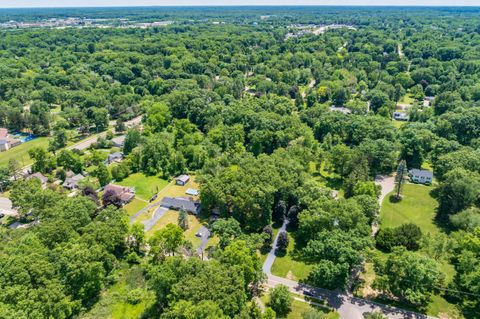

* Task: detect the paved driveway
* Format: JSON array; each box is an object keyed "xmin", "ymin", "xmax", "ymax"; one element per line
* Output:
[
  {"xmin": 143, "ymin": 206, "xmax": 168, "ymax": 232},
  {"xmin": 196, "ymin": 225, "xmax": 211, "ymax": 254},
  {"xmin": 262, "ymin": 218, "xmax": 288, "ymax": 274}
]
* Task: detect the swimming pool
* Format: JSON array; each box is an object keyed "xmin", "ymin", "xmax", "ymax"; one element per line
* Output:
[{"xmin": 11, "ymin": 133, "xmax": 36, "ymax": 143}]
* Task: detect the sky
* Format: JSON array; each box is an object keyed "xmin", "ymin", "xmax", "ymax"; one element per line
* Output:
[{"xmin": 2, "ymin": 0, "xmax": 480, "ymax": 8}]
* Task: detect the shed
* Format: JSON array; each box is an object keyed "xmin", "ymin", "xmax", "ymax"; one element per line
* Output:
[{"xmin": 175, "ymin": 174, "xmax": 190, "ymax": 186}]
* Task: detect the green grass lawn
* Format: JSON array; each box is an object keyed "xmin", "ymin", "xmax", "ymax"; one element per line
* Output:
[
  {"xmin": 82, "ymin": 264, "xmax": 154, "ymax": 319},
  {"xmin": 123, "ymin": 198, "xmax": 148, "ymax": 217},
  {"xmin": 117, "ymin": 173, "xmax": 168, "ymax": 201},
  {"xmin": 0, "ymin": 137, "xmax": 49, "ymax": 168},
  {"xmin": 378, "ymin": 184, "xmax": 462, "ymax": 317},
  {"xmin": 400, "ymin": 93, "xmax": 415, "ymax": 105},
  {"xmin": 380, "ymin": 184, "xmax": 439, "ymax": 235},
  {"xmin": 271, "ymin": 231, "xmax": 312, "ymax": 282}
]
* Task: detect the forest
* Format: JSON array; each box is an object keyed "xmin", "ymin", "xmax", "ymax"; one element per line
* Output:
[{"xmin": 0, "ymin": 6, "xmax": 479, "ymax": 319}]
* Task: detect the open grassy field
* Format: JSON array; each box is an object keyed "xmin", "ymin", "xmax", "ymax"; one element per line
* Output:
[
  {"xmin": 117, "ymin": 173, "xmax": 168, "ymax": 201},
  {"xmin": 271, "ymin": 231, "xmax": 312, "ymax": 282},
  {"xmin": 376, "ymin": 183, "xmax": 462, "ymax": 317},
  {"xmin": 380, "ymin": 184, "xmax": 439, "ymax": 235},
  {"xmin": 82, "ymin": 264, "xmax": 154, "ymax": 319},
  {"xmin": 0, "ymin": 137, "xmax": 49, "ymax": 168}
]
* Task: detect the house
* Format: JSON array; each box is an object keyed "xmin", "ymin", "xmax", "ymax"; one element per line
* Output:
[
  {"xmin": 329, "ymin": 106, "xmax": 352, "ymax": 114},
  {"xmin": 0, "ymin": 128, "xmax": 8, "ymax": 138},
  {"xmin": 103, "ymin": 184, "xmax": 135, "ymax": 205},
  {"xmin": 409, "ymin": 169, "xmax": 433, "ymax": 184},
  {"xmin": 27, "ymin": 172, "xmax": 48, "ymax": 189},
  {"xmin": 160, "ymin": 196, "xmax": 201, "ymax": 215},
  {"xmin": 105, "ymin": 152, "xmax": 124, "ymax": 165},
  {"xmin": 0, "ymin": 140, "xmax": 9, "ymax": 152},
  {"xmin": 185, "ymin": 188, "xmax": 199, "ymax": 196},
  {"xmin": 63, "ymin": 173, "xmax": 85, "ymax": 190},
  {"xmin": 0, "ymin": 137, "xmax": 21, "ymax": 152},
  {"xmin": 111, "ymin": 135, "xmax": 126, "ymax": 148},
  {"xmin": 393, "ymin": 112, "xmax": 409, "ymax": 121},
  {"xmin": 423, "ymin": 96, "xmax": 435, "ymax": 107},
  {"xmin": 175, "ymin": 174, "xmax": 190, "ymax": 186},
  {"xmin": 0, "ymin": 197, "xmax": 18, "ymax": 219}
]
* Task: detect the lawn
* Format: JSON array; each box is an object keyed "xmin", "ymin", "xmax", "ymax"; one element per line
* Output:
[
  {"xmin": 123, "ymin": 198, "xmax": 147, "ymax": 217},
  {"xmin": 117, "ymin": 173, "xmax": 168, "ymax": 201},
  {"xmin": 400, "ymin": 93, "xmax": 415, "ymax": 105},
  {"xmin": 376, "ymin": 184, "xmax": 462, "ymax": 317},
  {"xmin": 271, "ymin": 231, "xmax": 312, "ymax": 282},
  {"xmin": 145, "ymin": 210, "xmax": 203, "ymax": 248},
  {"xmin": 82, "ymin": 264, "xmax": 154, "ymax": 319},
  {"xmin": 380, "ymin": 184, "xmax": 439, "ymax": 235},
  {"xmin": 0, "ymin": 137, "xmax": 49, "ymax": 168}
]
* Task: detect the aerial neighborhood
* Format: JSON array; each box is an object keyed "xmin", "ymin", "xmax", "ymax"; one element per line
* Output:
[{"xmin": 0, "ymin": 5, "xmax": 478, "ymax": 319}]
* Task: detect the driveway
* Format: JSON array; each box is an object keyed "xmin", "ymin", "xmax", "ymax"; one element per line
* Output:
[
  {"xmin": 375, "ymin": 175, "xmax": 395, "ymax": 207},
  {"xmin": 196, "ymin": 225, "xmax": 211, "ymax": 254},
  {"xmin": 262, "ymin": 218, "xmax": 288, "ymax": 274},
  {"xmin": 142, "ymin": 206, "xmax": 167, "ymax": 232}
]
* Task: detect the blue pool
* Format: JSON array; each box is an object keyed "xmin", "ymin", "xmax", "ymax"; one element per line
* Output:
[{"xmin": 12, "ymin": 133, "xmax": 36, "ymax": 143}]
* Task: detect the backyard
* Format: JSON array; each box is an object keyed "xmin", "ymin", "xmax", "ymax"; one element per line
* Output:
[
  {"xmin": 117, "ymin": 173, "xmax": 169, "ymax": 201},
  {"xmin": 0, "ymin": 137, "xmax": 49, "ymax": 167}
]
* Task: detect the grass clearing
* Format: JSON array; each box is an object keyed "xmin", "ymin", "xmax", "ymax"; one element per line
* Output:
[
  {"xmin": 117, "ymin": 173, "xmax": 168, "ymax": 201},
  {"xmin": 271, "ymin": 231, "xmax": 312, "ymax": 282},
  {"xmin": 0, "ymin": 137, "xmax": 49, "ymax": 168},
  {"xmin": 82, "ymin": 264, "xmax": 154, "ymax": 319},
  {"xmin": 380, "ymin": 184, "xmax": 439, "ymax": 235}
]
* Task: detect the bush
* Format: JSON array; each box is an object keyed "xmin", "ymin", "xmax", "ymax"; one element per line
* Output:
[
  {"xmin": 376, "ymin": 223, "xmax": 422, "ymax": 252},
  {"xmin": 126, "ymin": 288, "xmax": 143, "ymax": 305},
  {"xmin": 276, "ymin": 232, "xmax": 289, "ymax": 256}
]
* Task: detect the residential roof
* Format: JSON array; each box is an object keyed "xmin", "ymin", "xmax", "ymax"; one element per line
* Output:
[
  {"xmin": 27, "ymin": 172, "xmax": 48, "ymax": 184},
  {"xmin": 0, "ymin": 128, "xmax": 7, "ymax": 138},
  {"xmin": 160, "ymin": 196, "xmax": 200, "ymax": 214},
  {"xmin": 175, "ymin": 174, "xmax": 190, "ymax": 183},
  {"xmin": 104, "ymin": 184, "xmax": 135, "ymax": 202},
  {"xmin": 111, "ymin": 135, "xmax": 126, "ymax": 146},
  {"xmin": 63, "ymin": 174, "xmax": 85, "ymax": 188},
  {"xmin": 409, "ymin": 169, "xmax": 433, "ymax": 179},
  {"xmin": 185, "ymin": 188, "xmax": 199, "ymax": 196}
]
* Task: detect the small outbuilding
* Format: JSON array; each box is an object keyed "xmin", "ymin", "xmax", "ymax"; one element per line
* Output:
[
  {"xmin": 175, "ymin": 174, "xmax": 190, "ymax": 186},
  {"xmin": 185, "ymin": 188, "xmax": 199, "ymax": 196}
]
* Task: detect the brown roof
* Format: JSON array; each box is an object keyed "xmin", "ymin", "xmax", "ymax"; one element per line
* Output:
[
  {"xmin": 0, "ymin": 128, "xmax": 7, "ymax": 138},
  {"xmin": 104, "ymin": 184, "xmax": 135, "ymax": 201}
]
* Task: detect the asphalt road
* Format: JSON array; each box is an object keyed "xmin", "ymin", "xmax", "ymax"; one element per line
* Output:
[{"xmin": 266, "ymin": 274, "xmax": 435, "ymax": 319}]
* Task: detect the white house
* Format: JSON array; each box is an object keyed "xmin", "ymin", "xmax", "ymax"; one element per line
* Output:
[{"xmin": 409, "ymin": 169, "xmax": 433, "ymax": 184}]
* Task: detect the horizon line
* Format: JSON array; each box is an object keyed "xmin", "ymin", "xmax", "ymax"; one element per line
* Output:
[{"xmin": 1, "ymin": 5, "xmax": 480, "ymax": 9}]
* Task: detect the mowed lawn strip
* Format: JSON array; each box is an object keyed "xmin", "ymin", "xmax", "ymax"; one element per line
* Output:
[
  {"xmin": 117, "ymin": 173, "xmax": 168, "ymax": 201},
  {"xmin": 380, "ymin": 184, "xmax": 439, "ymax": 235},
  {"xmin": 0, "ymin": 137, "xmax": 49, "ymax": 168}
]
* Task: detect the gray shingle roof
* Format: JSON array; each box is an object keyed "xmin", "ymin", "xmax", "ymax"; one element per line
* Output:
[{"xmin": 160, "ymin": 196, "xmax": 200, "ymax": 214}]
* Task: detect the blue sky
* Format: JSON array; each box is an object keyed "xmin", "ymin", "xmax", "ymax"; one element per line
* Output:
[{"xmin": 2, "ymin": 0, "xmax": 480, "ymax": 8}]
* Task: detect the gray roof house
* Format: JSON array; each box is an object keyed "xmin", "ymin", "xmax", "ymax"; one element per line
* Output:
[
  {"xmin": 105, "ymin": 152, "xmax": 124, "ymax": 165},
  {"xmin": 27, "ymin": 172, "xmax": 49, "ymax": 189},
  {"xmin": 393, "ymin": 112, "xmax": 409, "ymax": 121},
  {"xmin": 63, "ymin": 173, "xmax": 85, "ymax": 190},
  {"xmin": 409, "ymin": 169, "xmax": 433, "ymax": 184},
  {"xmin": 160, "ymin": 196, "xmax": 201, "ymax": 215},
  {"xmin": 111, "ymin": 135, "xmax": 126, "ymax": 148}
]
